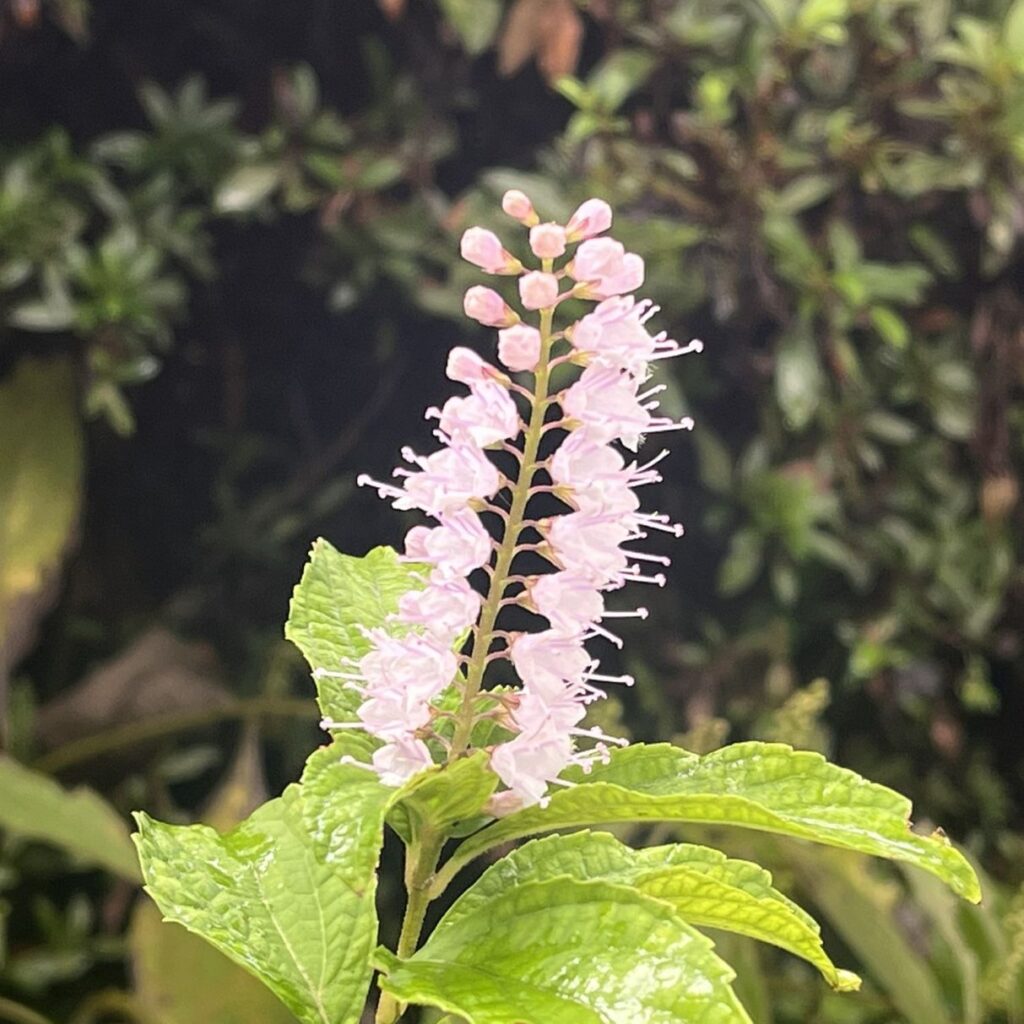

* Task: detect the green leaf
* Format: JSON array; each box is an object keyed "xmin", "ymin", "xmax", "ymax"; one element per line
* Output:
[
  {"xmin": 1004, "ymin": 0, "xmax": 1024, "ymax": 58},
  {"xmin": 376, "ymin": 876, "xmax": 752, "ymax": 1024},
  {"xmin": 0, "ymin": 357, "xmax": 83, "ymax": 656},
  {"xmin": 438, "ymin": 0, "xmax": 502, "ymax": 55},
  {"xmin": 0, "ymin": 755, "xmax": 140, "ymax": 881},
  {"xmin": 444, "ymin": 742, "xmax": 981, "ymax": 903},
  {"xmin": 215, "ymin": 164, "xmax": 282, "ymax": 213},
  {"xmin": 388, "ymin": 751, "xmax": 498, "ymax": 843},
  {"xmin": 439, "ymin": 832, "xmax": 859, "ymax": 991},
  {"xmin": 134, "ymin": 753, "xmax": 392, "ymax": 1024},
  {"xmin": 718, "ymin": 527, "xmax": 764, "ymax": 596},
  {"xmin": 870, "ymin": 305, "xmax": 910, "ymax": 349},
  {"xmin": 285, "ymin": 541, "xmax": 427, "ymax": 724},
  {"xmin": 775, "ymin": 319, "xmax": 824, "ymax": 430}
]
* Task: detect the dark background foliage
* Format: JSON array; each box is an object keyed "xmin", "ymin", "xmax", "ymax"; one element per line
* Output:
[{"xmin": 1, "ymin": 0, "xmax": 1023, "ymax": 1021}]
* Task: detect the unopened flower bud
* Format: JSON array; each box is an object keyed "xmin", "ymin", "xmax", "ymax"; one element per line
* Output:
[
  {"xmin": 498, "ymin": 324, "xmax": 542, "ymax": 372},
  {"xmin": 518, "ymin": 271, "xmax": 560, "ymax": 310},
  {"xmin": 502, "ymin": 189, "xmax": 538, "ymax": 226},
  {"xmin": 464, "ymin": 286, "xmax": 519, "ymax": 327},
  {"xmin": 460, "ymin": 226, "xmax": 522, "ymax": 275},
  {"xmin": 530, "ymin": 223, "xmax": 567, "ymax": 259},
  {"xmin": 566, "ymin": 198, "xmax": 613, "ymax": 241},
  {"xmin": 446, "ymin": 346, "xmax": 496, "ymax": 385}
]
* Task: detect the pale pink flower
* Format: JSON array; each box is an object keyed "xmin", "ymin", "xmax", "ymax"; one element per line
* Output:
[
  {"xmin": 518, "ymin": 271, "xmax": 560, "ymax": 310},
  {"xmin": 372, "ymin": 737, "xmax": 435, "ymax": 786},
  {"xmin": 511, "ymin": 630, "xmax": 591, "ymax": 695},
  {"xmin": 545, "ymin": 511, "xmax": 632, "ymax": 586},
  {"xmin": 464, "ymin": 286, "xmax": 519, "ymax": 327},
  {"xmin": 461, "ymin": 226, "xmax": 520, "ymax": 274},
  {"xmin": 566, "ymin": 198, "xmax": 612, "ymax": 241},
  {"xmin": 529, "ymin": 223, "xmax": 567, "ymax": 259},
  {"xmin": 570, "ymin": 238, "xmax": 644, "ymax": 299},
  {"xmin": 429, "ymin": 380, "xmax": 521, "ymax": 448},
  {"xmin": 511, "ymin": 687, "xmax": 587, "ymax": 737},
  {"xmin": 497, "ymin": 324, "xmax": 542, "ymax": 373},
  {"xmin": 562, "ymin": 365, "xmax": 652, "ymax": 450},
  {"xmin": 501, "ymin": 189, "xmax": 537, "ymax": 225},
  {"xmin": 393, "ymin": 443, "xmax": 501, "ymax": 514},
  {"xmin": 360, "ymin": 630, "xmax": 457, "ymax": 703},
  {"xmin": 403, "ymin": 508, "xmax": 492, "ymax": 577},
  {"xmin": 529, "ymin": 571, "xmax": 604, "ymax": 635},
  {"xmin": 446, "ymin": 346, "xmax": 503, "ymax": 386},
  {"xmin": 359, "ymin": 693, "xmax": 433, "ymax": 739},
  {"xmin": 490, "ymin": 728, "xmax": 574, "ymax": 807},
  {"xmin": 397, "ymin": 574, "xmax": 482, "ymax": 640}
]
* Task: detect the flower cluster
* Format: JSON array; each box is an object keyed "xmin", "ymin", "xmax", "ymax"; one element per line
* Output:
[{"xmin": 330, "ymin": 191, "xmax": 701, "ymax": 809}]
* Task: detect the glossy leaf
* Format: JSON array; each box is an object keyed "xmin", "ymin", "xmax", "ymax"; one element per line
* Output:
[
  {"xmin": 438, "ymin": 831, "xmax": 858, "ymax": 990},
  {"xmin": 387, "ymin": 751, "xmax": 498, "ymax": 843},
  {"xmin": 285, "ymin": 541, "xmax": 427, "ymax": 724},
  {"xmin": 445, "ymin": 742, "xmax": 980, "ymax": 902},
  {"xmin": 377, "ymin": 876, "xmax": 752, "ymax": 1024},
  {"xmin": 0, "ymin": 755, "xmax": 140, "ymax": 881},
  {"xmin": 134, "ymin": 753, "xmax": 391, "ymax": 1024}
]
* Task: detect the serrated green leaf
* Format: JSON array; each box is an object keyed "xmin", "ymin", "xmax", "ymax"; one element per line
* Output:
[
  {"xmin": 388, "ymin": 751, "xmax": 498, "ymax": 843},
  {"xmin": 444, "ymin": 743, "xmax": 980, "ymax": 903},
  {"xmin": 438, "ymin": 832, "xmax": 858, "ymax": 991},
  {"xmin": 376, "ymin": 876, "xmax": 752, "ymax": 1024},
  {"xmin": 0, "ymin": 756, "xmax": 140, "ymax": 881},
  {"xmin": 285, "ymin": 541, "xmax": 427, "ymax": 724},
  {"xmin": 134, "ymin": 753, "xmax": 391, "ymax": 1024}
]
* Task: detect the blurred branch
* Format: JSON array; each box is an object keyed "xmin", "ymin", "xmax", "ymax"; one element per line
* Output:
[
  {"xmin": 0, "ymin": 999, "xmax": 54, "ymax": 1024},
  {"xmin": 32, "ymin": 697, "xmax": 315, "ymax": 774}
]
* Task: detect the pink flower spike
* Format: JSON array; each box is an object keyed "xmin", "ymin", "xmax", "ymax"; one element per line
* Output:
[
  {"xmin": 566, "ymin": 198, "xmax": 612, "ymax": 241},
  {"xmin": 464, "ymin": 286, "xmax": 520, "ymax": 328},
  {"xmin": 518, "ymin": 271, "xmax": 560, "ymax": 310},
  {"xmin": 502, "ymin": 189, "xmax": 538, "ymax": 226},
  {"xmin": 529, "ymin": 223, "xmax": 567, "ymax": 259},
  {"xmin": 497, "ymin": 324, "xmax": 542, "ymax": 372},
  {"xmin": 461, "ymin": 226, "xmax": 522, "ymax": 275}
]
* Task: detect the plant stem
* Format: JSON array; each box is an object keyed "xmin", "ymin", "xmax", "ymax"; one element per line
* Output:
[
  {"xmin": 375, "ymin": 827, "xmax": 445, "ymax": 1024},
  {"xmin": 448, "ymin": 301, "xmax": 556, "ymax": 759}
]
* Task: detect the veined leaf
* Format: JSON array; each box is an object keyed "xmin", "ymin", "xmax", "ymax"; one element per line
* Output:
[
  {"xmin": 444, "ymin": 742, "xmax": 980, "ymax": 903},
  {"xmin": 437, "ymin": 831, "xmax": 858, "ymax": 991},
  {"xmin": 134, "ymin": 751, "xmax": 391, "ymax": 1024},
  {"xmin": 285, "ymin": 541, "xmax": 427, "ymax": 725},
  {"xmin": 376, "ymin": 876, "xmax": 752, "ymax": 1024},
  {"xmin": 0, "ymin": 755, "xmax": 140, "ymax": 881},
  {"xmin": 388, "ymin": 751, "xmax": 498, "ymax": 843}
]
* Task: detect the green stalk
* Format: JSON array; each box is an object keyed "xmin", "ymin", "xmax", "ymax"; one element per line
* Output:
[
  {"xmin": 375, "ymin": 828, "xmax": 445, "ymax": 1024},
  {"xmin": 448, "ymin": 301, "xmax": 556, "ymax": 759}
]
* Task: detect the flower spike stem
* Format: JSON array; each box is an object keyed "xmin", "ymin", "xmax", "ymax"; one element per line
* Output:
[{"xmin": 448, "ymin": 299, "xmax": 555, "ymax": 760}]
